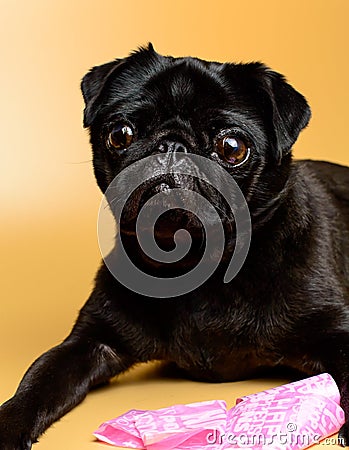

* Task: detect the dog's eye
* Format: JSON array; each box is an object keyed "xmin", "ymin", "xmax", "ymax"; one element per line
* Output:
[
  {"xmin": 108, "ymin": 123, "xmax": 134, "ymax": 150},
  {"xmin": 215, "ymin": 136, "xmax": 249, "ymax": 166}
]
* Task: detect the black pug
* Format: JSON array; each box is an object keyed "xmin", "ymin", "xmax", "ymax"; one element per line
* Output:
[{"xmin": 1, "ymin": 43, "xmax": 349, "ymax": 449}]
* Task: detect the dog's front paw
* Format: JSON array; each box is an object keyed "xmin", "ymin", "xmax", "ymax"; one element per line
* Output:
[
  {"xmin": 0, "ymin": 433, "xmax": 32, "ymax": 450},
  {"xmin": 0, "ymin": 401, "xmax": 33, "ymax": 450},
  {"xmin": 338, "ymin": 422, "xmax": 349, "ymax": 447}
]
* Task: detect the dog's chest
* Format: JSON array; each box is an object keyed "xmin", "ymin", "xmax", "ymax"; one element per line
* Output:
[{"xmin": 162, "ymin": 300, "xmax": 281, "ymax": 382}]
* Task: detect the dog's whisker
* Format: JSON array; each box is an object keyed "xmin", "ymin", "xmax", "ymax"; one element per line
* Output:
[{"xmin": 65, "ymin": 160, "xmax": 93, "ymax": 164}]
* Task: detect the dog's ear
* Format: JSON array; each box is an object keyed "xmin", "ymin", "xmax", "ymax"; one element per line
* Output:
[
  {"xmin": 225, "ymin": 63, "xmax": 311, "ymax": 164},
  {"xmin": 81, "ymin": 59, "xmax": 126, "ymax": 128},
  {"xmin": 81, "ymin": 43, "xmax": 158, "ymax": 128},
  {"xmin": 257, "ymin": 66, "xmax": 311, "ymax": 164}
]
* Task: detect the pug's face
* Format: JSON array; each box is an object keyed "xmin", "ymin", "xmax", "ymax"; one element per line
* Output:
[{"xmin": 81, "ymin": 44, "xmax": 310, "ymax": 268}]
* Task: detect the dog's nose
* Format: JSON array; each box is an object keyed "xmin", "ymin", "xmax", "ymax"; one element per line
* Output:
[{"xmin": 157, "ymin": 140, "xmax": 188, "ymax": 154}]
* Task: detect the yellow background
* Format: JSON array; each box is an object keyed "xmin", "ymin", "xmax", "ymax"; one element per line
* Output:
[{"xmin": 0, "ymin": 1, "xmax": 348, "ymax": 448}]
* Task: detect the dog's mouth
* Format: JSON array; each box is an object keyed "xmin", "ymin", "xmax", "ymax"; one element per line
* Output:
[
  {"xmin": 116, "ymin": 178, "xmax": 236, "ymax": 264},
  {"xmin": 120, "ymin": 183, "xmax": 206, "ymax": 248}
]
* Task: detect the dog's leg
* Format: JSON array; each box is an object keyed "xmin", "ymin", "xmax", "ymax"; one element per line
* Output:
[{"xmin": 0, "ymin": 331, "xmax": 135, "ymax": 450}]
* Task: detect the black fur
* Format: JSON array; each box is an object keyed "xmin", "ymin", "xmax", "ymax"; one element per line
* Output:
[{"xmin": 1, "ymin": 44, "xmax": 349, "ymax": 449}]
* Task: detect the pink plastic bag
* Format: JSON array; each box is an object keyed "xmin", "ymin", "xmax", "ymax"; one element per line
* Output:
[
  {"xmin": 223, "ymin": 373, "xmax": 344, "ymax": 449},
  {"xmin": 94, "ymin": 400, "xmax": 226, "ymax": 450},
  {"xmin": 94, "ymin": 409, "xmax": 145, "ymax": 448},
  {"xmin": 135, "ymin": 400, "xmax": 226, "ymax": 450},
  {"xmin": 93, "ymin": 373, "xmax": 345, "ymax": 450}
]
